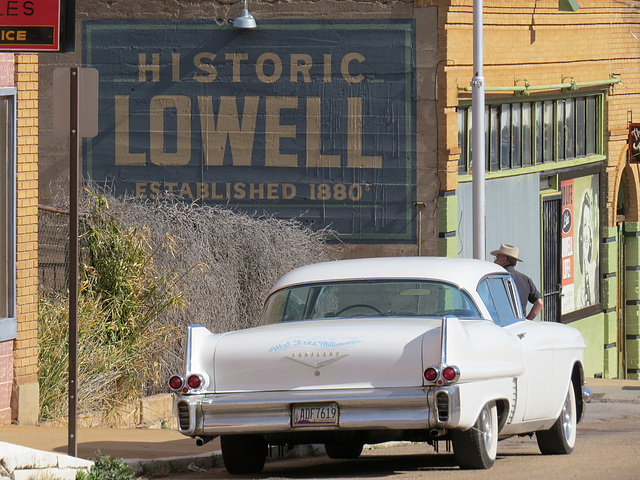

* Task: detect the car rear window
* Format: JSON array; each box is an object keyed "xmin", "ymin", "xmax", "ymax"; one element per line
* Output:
[{"xmin": 261, "ymin": 280, "xmax": 480, "ymax": 324}]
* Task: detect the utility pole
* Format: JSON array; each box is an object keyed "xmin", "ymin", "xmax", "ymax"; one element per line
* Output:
[{"xmin": 472, "ymin": 0, "xmax": 486, "ymax": 260}]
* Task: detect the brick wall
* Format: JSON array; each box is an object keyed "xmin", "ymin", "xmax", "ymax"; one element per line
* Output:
[
  {"xmin": 13, "ymin": 54, "xmax": 39, "ymax": 424},
  {"xmin": 0, "ymin": 341, "xmax": 11, "ymax": 424}
]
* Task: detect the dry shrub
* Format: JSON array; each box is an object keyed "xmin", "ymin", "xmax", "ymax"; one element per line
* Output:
[
  {"xmin": 38, "ymin": 187, "xmax": 337, "ymax": 416},
  {"xmin": 39, "ymin": 191, "xmax": 185, "ymax": 420},
  {"xmin": 106, "ymin": 195, "xmax": 336, "ymax": 393}
]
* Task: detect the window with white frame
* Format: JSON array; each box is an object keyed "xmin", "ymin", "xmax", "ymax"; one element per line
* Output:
[
  {"xmin": 458, "ymin": 93, "xmax": 602, "ymax": 173},
  {"xmin": 0, "ymin": 90, "xmax": 16, "ymax": 342}
]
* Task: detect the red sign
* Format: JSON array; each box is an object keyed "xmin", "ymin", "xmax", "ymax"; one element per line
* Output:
[{"xmin": 0, "ymin": 0, "xmax": 62, "ymax": 51}]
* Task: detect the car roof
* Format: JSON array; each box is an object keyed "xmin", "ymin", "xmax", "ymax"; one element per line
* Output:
[{"xmin": 269, "ymin": 256, "xmax": 508, "ymax": 294}]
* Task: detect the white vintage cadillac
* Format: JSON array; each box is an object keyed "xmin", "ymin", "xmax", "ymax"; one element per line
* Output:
[{"xmin": 169, "ymin": 257, "xmax": 588, "ymax": 473}]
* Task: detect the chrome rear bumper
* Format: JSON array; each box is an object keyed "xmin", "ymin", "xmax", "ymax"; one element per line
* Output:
[{"xmin": 175, "ymin": 386, "xmax": 461, "ymax": 437}]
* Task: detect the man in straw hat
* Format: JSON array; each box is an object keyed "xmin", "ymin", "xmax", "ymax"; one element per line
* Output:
[{"xmin": 491, "ymin": 243, "xmax": 544, "ymax": 320}]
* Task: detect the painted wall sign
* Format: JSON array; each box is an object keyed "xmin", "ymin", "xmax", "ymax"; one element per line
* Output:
[
  {"xmin": 82, "ymin": 20, "xmax": 417, "ymax": 242},
  {"xmin": 629, "ymin": 123, "xmax": 640, "ymax": 164},
  {"xmin": 0, "ymin": 0, "xmax": 61, "ymax": 50},
  {"xmin": 560, "ymin": 173, "xmax": 599, "ymax": 315}
]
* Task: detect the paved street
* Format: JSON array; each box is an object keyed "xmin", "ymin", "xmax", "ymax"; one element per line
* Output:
[
  {"xmin": 154, "ymin": 402, "xmax": 640, "ymax": 480},
  {"xmin": 1, "ymin": 380, "xmax": 637, "ymax": 479}
]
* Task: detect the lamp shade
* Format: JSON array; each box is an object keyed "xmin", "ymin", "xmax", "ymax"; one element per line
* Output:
[
  {"xmin": 234, "ymin": 0, "xmax": 256, "ymax": 30},
  {"xmin": 234, "ymin": 9, "xmax": 256, "ymax": 28},
  {"xmin": 558, "ymin": 0, "xmax": 580, "ymax": 12}
]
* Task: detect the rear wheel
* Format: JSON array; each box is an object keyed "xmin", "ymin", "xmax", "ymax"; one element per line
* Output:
[
  {"xmin": 324, "ymin": 442, "xmax": 364, "ymax": 459},
  {"xmin": 221, "ymin": 434, "xmax": 268, "ymax": 474},
  {"xmin": 452, "ymin": 401, "xmax": 498, "ymax": 469},
  {"xmin": 536, "ymin": 381, "xmax": 577, "ymax": 455}
]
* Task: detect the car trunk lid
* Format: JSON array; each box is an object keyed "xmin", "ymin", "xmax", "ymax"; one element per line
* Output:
[{"xmin": 211, "ymin": 318, "xmax": 441, "ymax": 392}]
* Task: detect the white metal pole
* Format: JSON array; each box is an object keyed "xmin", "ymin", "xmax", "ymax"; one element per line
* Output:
[{"xmin": 472, "ymin": 0, "xmax": 486, "ymax": 260}]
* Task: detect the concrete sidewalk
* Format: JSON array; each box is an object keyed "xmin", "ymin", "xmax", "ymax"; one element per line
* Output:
[
  {"xmin": 0, "ymin": 424, "xmax": 222, "ymax": 478},
  {"xmin": 584, "ymin": 377, "xmax": 640, "ymax": 403},
  {"xmin": 0, "ymin": 378, "xmax": 637, "ymax": 479}
]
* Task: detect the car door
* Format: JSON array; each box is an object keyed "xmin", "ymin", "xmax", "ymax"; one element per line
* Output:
[
  {"xmin": 478, "ymin": 276, "xmax": 557, "ymax": 422},
  {"xmin": 503, "ymin": 320, "xmax": 556, "ymax": 421}
]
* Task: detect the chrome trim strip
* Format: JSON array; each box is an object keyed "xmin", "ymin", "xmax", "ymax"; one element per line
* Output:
[
  {"xmin": 185, "ymin": 324, "xmax": 205, "ymax": 373},
  {"xmin": 440, "ymin": 315, "xmax": 450, "ymax": 366},
  {"xmin": 427, "ymin": 385, "xmax": 461, "ymax": 427},
  {"xmin": 175, "ymin": 387, "xmax": 439, "ymax": 437},
  {"xmin": 285, "ymin": 353, "xmax": 348, "ymax": 368}
]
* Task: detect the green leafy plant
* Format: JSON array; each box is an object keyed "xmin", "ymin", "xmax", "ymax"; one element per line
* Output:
[
  {"xmin": 38, "ymin": 191, "xmax": 185, "ymax": 420},
  {"xmin": 76, "ymin": 453, "xmax": 138, "ymax": 480}
]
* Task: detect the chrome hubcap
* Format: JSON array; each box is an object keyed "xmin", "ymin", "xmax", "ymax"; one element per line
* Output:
[
  {"xmin": 480, "ymin": 406, "xmax": 494, "ymax": 450},
  {"xmin": 562, "ymin": 390, "xmax": 574, "ymax": 441}
]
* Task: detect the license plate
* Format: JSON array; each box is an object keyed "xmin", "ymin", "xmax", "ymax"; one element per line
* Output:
[{"xmin": 292, "ymin": 403, "xmax": 339, "ymax": 426}]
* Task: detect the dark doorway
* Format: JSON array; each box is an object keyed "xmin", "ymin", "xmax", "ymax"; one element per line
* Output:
[{"xmin": 542, "ymin": 196, "xmax": 561, "ymax": 322}]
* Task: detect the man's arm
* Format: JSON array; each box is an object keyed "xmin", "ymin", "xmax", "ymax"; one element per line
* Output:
[{"xmin": 526, "ymin": 298, "xmax": 544, "ymax": 320}]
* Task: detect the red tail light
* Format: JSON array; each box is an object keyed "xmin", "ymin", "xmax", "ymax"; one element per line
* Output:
[
  {"xmin": 442, "ymin": 366, "xmax": 458, "ymax": 381},
  {"xmin": 168, "ymin": 375, "xmax": 184, "ymax": 391},
  {"xmin": 187, "ymin": 374, "xmax": 202, "ymax": 389},
  {"xmin": 424, "ymin": 367, "xmax": 438, "ymax": 382},
  {"xmin": 425, "ymin": 366, "xmax": 459, "ymax": 384}
]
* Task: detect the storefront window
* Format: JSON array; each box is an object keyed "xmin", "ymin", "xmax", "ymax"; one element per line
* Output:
[
  {"xmin": 535, "ymin": 101, "xmax": 543, "ymax": 165},
  {"xmin": 489, "ymin": 106, "xmax": 500, "ymax": 171},
  {"xmin": 557, "ymin": 100, "xmax": 565, "ymax": 160},
  {"xmin": 522, "ymin": 103, "xmax": 532, "ymax": 166},
  {"xmin": 0, "ymin": 91, "xmax": 16, "ymax": 342},
  {"xmin": 586, "ymin": 96, "xmax": 597, "ymax": 154},
  {"xmin": 500, "ymin": 106, "xmax": 510, "ymax": 169},
  {"xmin": 457, "ymin": 108, "xmax": 467, "ymax": 173},
  {"xmin": 543, "ymin": 100, "xmax": 554, "ymax": 163},
  {"xmin": 511, "ymin": 103, "xmax": 522, "ymax": 168},
  {"xmin": 576, "ymin": 97, "xmax": 586, "ymax": 157},
  {"xmin": 457, "ymin": 93, "xmax": 603, "ymax": 174},
  {"xmin": 565, "ymin": 98, "xmax": 576, "ymax": 159},
  {"xmin": 484, "ymin": 107, "xmax": 490, "ymax": 170}
]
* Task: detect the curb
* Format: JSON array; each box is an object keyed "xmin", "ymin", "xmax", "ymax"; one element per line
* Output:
[
  {"xmin": 124, "ymin": 444, "xmax": 328, "ymax": 476},
  {"xmin": 125, "ymin": 451, "xmax": 221, "ymax": 477}
]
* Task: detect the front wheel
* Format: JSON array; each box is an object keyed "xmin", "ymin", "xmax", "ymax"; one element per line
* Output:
[
  {"xmin": 536, "ymin": 381, "xmax": 577, "ymax": 455},
  {"xmin": 221, "ymin": 434, "xmax": 268, "ymax": 474},
  {"xmin": 452, "ymin": 401, "xmax": 498, "ymax": 469}
]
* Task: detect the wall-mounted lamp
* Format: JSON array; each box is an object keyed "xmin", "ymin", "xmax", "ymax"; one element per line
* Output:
[
  {"xmin": 234, "ymin": 0, "xmax": 257, "ymax": 29},
  {"xmin": 558, "ymin": 0, "xmax": 580, "ymax": 12}
]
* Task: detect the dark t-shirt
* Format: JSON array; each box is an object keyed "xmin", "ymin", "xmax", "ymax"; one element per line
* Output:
[{"xmin": 505, "ymin": 265, "xmax": 542, "ymax": 313}]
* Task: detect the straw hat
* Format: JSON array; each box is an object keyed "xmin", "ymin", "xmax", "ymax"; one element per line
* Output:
[{"xmin": 490, "ymin": 243, "xmax": 523, "ymax": 262}]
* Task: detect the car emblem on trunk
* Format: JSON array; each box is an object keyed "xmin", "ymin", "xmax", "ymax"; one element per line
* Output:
[{"xmin": 285, "ymin": 351, "xmax": 348, "ymax": 368}]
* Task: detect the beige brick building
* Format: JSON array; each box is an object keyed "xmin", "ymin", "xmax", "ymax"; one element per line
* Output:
[
  {"xmin": 14, "ymin": 54, "xmax": 40, "ymax": 425},
  {"xmin": 429, "ymin": 1, "xmax": 640, "ymax": 379},
  {"xmin": 0, "ymin": 53, "xmax": 39, "ymax": 425}
]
